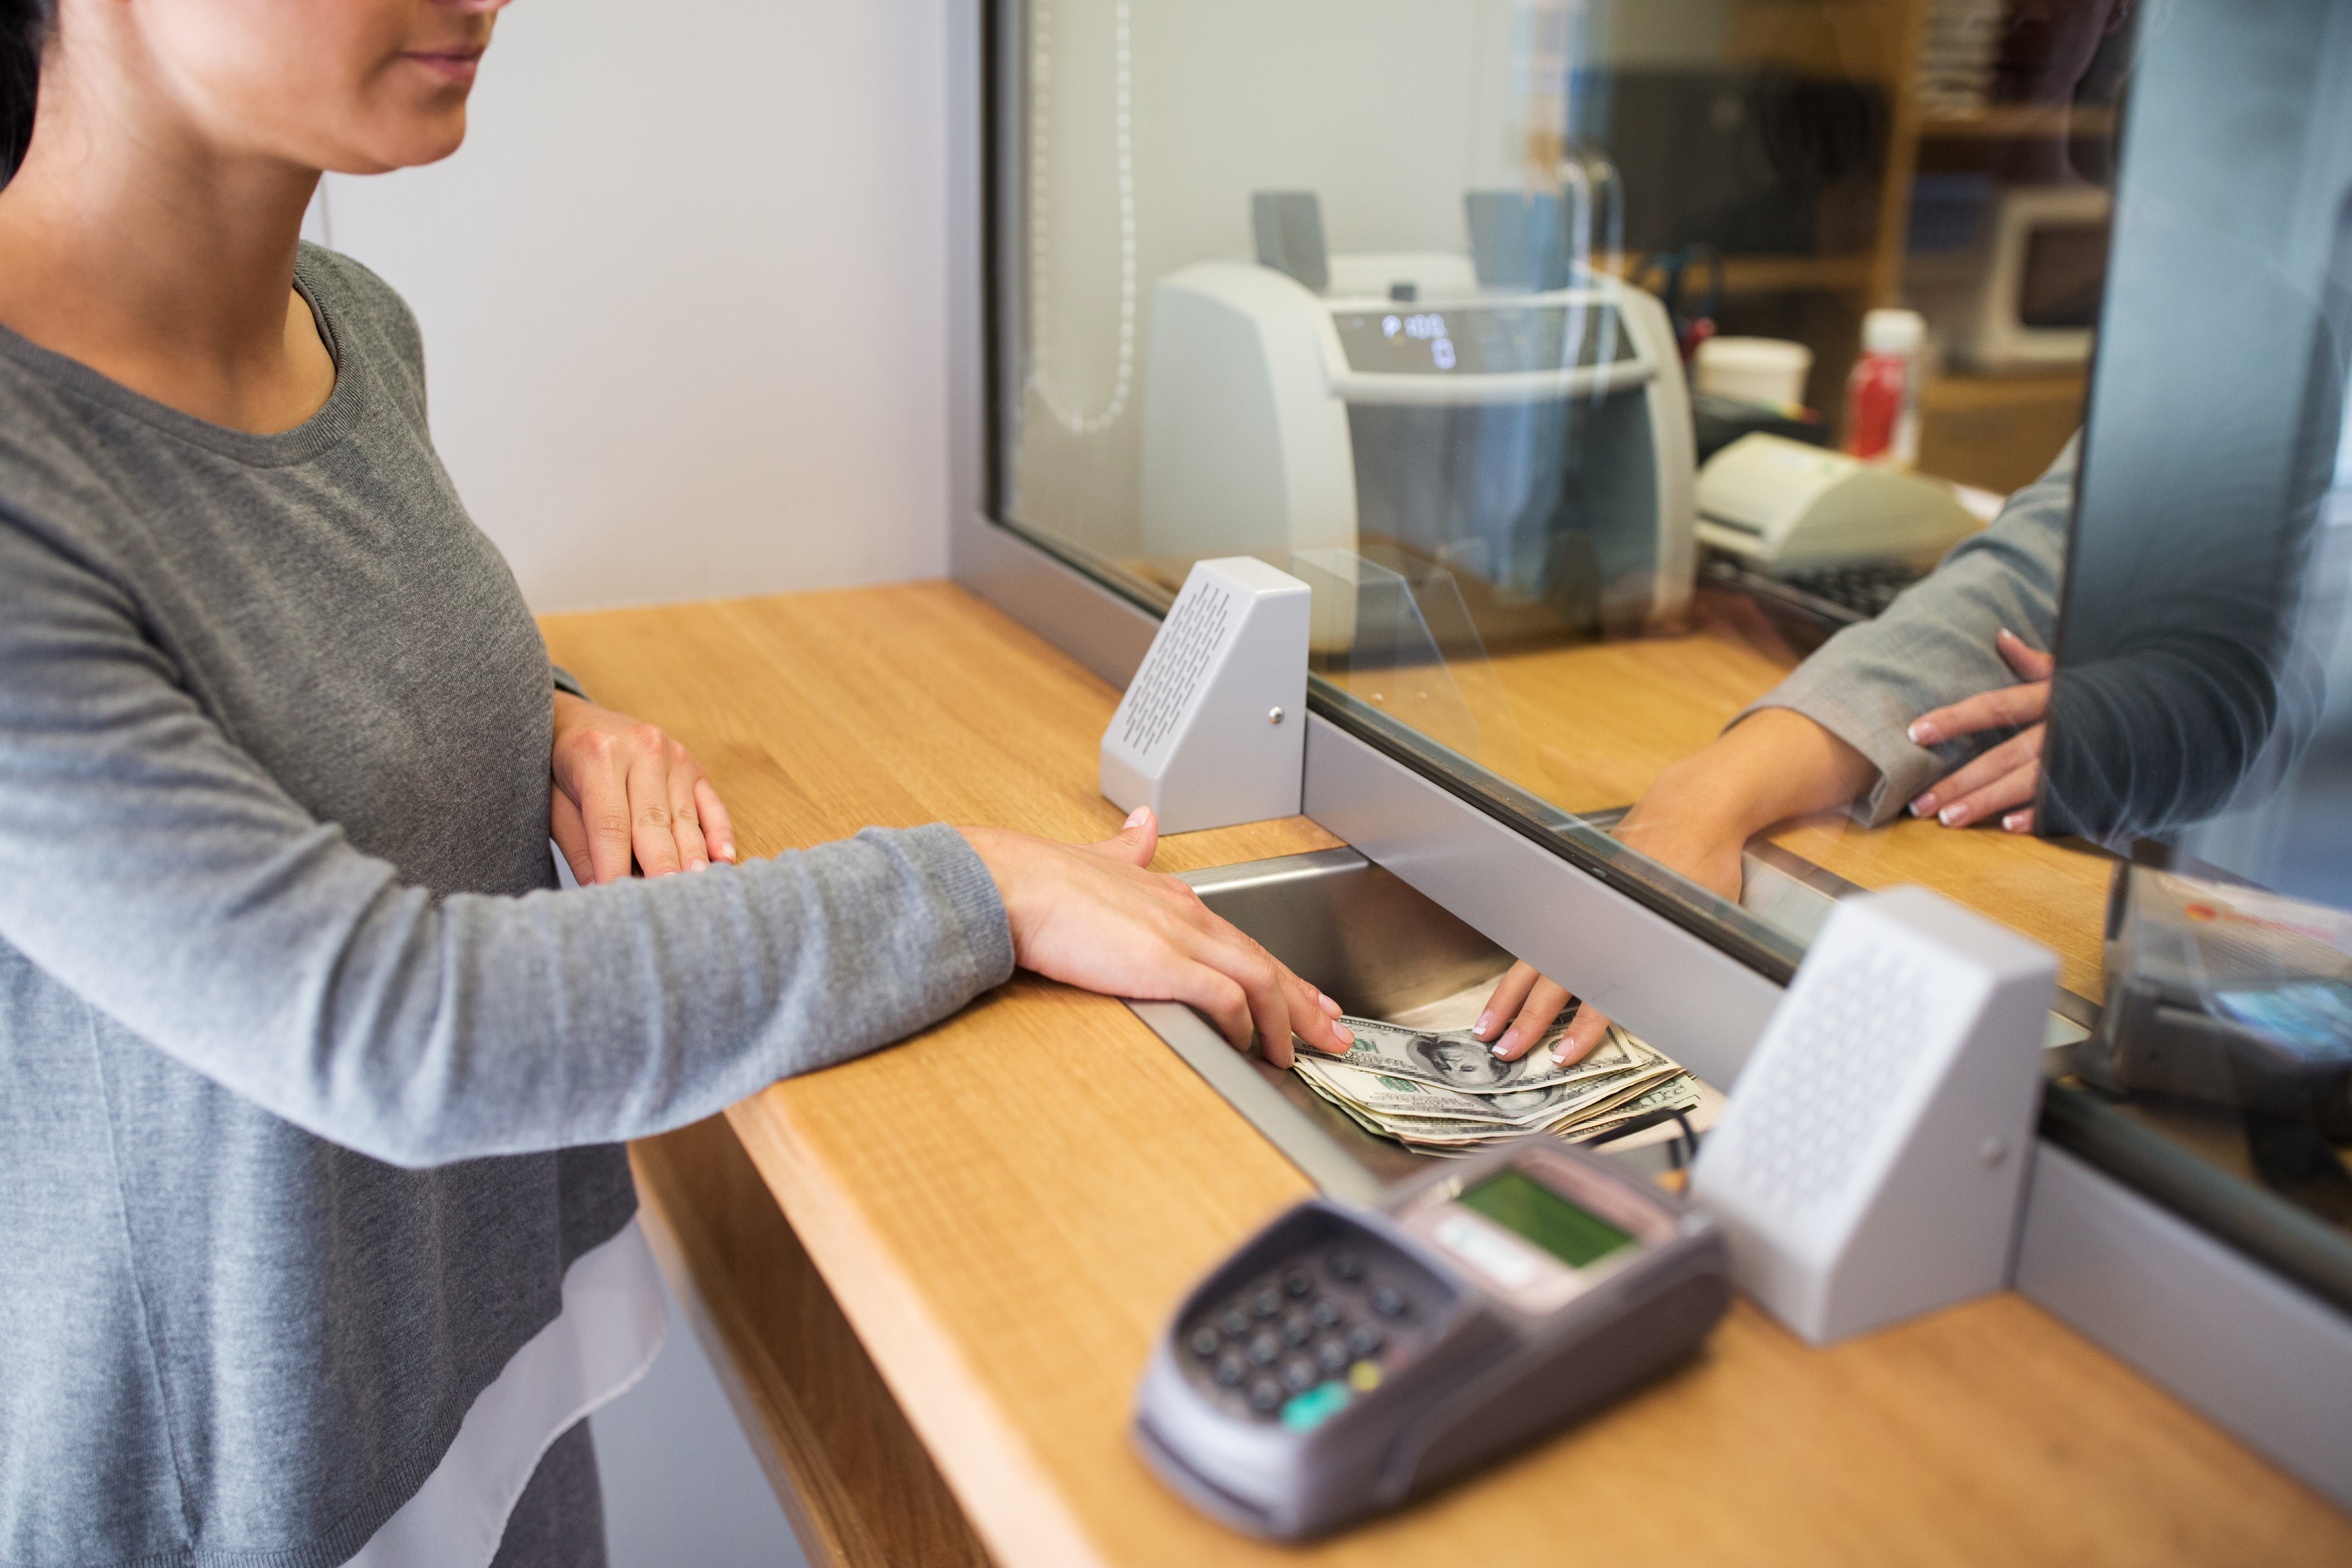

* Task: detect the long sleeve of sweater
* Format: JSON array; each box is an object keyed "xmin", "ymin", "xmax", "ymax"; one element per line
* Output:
[
  {"xmin": 0, "ymin": 513, "xmax": 1014, "ymax": 1170},
  {"xmin": 1737, "ymin": 439, "xmax": 2078, "ymax": 826}
]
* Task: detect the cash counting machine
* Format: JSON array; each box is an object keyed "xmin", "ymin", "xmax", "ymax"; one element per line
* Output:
[{"xmin": 1139, "ymin": 191, "xmax": 1697, "ymax": 642}]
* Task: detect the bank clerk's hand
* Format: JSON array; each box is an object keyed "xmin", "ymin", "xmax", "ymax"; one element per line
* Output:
[
  {"xmin": 1903, "ymin": 628, "xmax": 2055, "ymax": 834},
  {"xmin": 959, "ymin": 808, "xmax": 1354, "ymax": 1069},
  {"xmin": 551, "ymin": 692, "xmax": 738, "ymax": 883},
  {"xmin": 1474, "ymin": 707, "xmax": 1875, "ymax": 1071},
  {"xmin": 1474, "ymin": 782, "xmax": 1750, "ymax": 1070}
]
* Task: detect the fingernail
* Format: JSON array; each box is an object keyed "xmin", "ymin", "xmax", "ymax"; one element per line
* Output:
[
  {"xmin": 1999, "ymin": 627, "xmax": 2017, "ymax": 643},
  {"xmin": 1496, "ymin": 1028, "xmax": 1520, "ymax": 1055},
  {"xmin": 688, "ymin": 858, "xmax": 708, "ymax": 872},
  {"xmin": 2004, "ymin": 810, "xmax": 2030, "ymax": 832},
  {"xmin": 1550, "ymin": 1049, "xmax": 1569, "ymax": 1065},
  {"xmin": 1332, "ymin": 1023, "xmax": 1353, "ymax": 1045},
  {"xmin": 1125, "ymin": 805, "xmax": 1150, "ymax": 828},
  {"xmin": 718, "ymin": 842, "xmax": 736, "ymax": 862},
  {"xmin": 1474, "ymin": 1009, "xmax": 1496, "ymax": 1038},
  {"xmin": 1909, "ymin": 793, "xmax": 1935, "ymax": 816},
  {"xmin": 1939, "ymin": 803, "xmax": 1969, "ymax": 826},
  {"xmin": 1908, "ymin": 720, "xmax": 1940, "ymax": 745}
]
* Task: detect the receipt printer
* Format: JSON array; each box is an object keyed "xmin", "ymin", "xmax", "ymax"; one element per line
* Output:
[{"xmin": 1695, "ymin": 433, "xmax": 1980, "ymax": 573}]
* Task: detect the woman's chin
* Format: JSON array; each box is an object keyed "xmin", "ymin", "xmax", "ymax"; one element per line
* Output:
[{"xmin": 331, "ymin": 114, "xmax": 472, "ymax": 175}]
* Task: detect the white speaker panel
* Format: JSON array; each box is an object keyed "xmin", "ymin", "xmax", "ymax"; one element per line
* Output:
[
  {"xmin": 1690, "ymin": 885, "xmax": 2056, "ymax": 1344},
  {"xmin": 1100, "ymin": 557, "xmax": 1310, "ymax": 835}
]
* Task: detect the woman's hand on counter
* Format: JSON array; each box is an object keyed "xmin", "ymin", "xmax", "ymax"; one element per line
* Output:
[
  {"xmin": 958, "ymin": 809, "xmax": 1353, "ymax": 1069},
  {"xmin": 1476, "ymin": 707, "xmax": 1874, "ymax": 1066},
  {"xmin": 1903, "ymin": 628, "xmax": 2053, "ymax": 834},
  {"xmin": 551, "ymin": 692, "xmax": 737, "ymax": 883}
]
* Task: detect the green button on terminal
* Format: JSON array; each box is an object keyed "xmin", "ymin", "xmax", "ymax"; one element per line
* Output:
[{"xmin": 1277, "ymin": 1381, "xmax": 1351, "ymax": 1431}]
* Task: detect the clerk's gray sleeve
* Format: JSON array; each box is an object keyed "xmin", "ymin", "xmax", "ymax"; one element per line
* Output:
[
  {"xmin": 1736, "ymin": 437, "xmax": 2078, "ymax": 826},
  {"xmin": 0, "ymin": 522, "xmax": 1015, "ymax": 1170}
]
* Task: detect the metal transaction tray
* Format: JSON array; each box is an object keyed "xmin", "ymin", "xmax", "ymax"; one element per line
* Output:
[
  {"xmin": 1126, "ymin": 847, "xmax": 1513, "ymax": 1205},
  {"xmin": 1126, "ymin": 839, "xmax": 2098, "ymax": 1205}
]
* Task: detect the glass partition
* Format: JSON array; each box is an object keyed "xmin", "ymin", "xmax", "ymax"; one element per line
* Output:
[
  {"xmin": 989, "ymin": 0, "xmax": 2352, "ymax": 1302},
  {"xmin": 993, "ymin": 0, "xmax": 2128, "ymax": 981}
]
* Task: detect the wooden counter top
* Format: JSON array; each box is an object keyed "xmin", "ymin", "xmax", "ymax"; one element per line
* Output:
[{"xmin": 541, "ymin": 582, "xmax": 2350, "ymax": 1568}]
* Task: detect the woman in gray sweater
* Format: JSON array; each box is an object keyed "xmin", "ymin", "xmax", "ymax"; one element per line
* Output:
[{"xmin": 0, "ymin": 1, "xmax": 1351, "ymax": 1563}]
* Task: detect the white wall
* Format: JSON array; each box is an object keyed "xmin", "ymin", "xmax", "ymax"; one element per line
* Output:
[{"xmin": 314, "ymin": 0, "xmax": 951, "ymax": 612}]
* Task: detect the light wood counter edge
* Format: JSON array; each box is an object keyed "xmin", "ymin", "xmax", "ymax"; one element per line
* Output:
[{"xmin": 722, "ymin": 1100, "xmax": 1109, "ymax": 1568}]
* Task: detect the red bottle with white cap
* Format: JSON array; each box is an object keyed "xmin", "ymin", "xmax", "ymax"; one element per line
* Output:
[{"xmin": 1843, "ymin": 307, "xmax": 1926, "ymax": 467}]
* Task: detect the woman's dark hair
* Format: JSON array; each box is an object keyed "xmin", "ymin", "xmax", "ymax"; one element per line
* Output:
[{"xmin": 1, "ymin": 0, "xmax": 55, "ymax": 189}]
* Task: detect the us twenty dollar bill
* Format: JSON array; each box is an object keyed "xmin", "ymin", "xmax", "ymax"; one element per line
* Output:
[
  {"xmin": 1294, "ymin": 1052, "xmax": 1681, "ymax": 1132},
  {"xmin": 1322, "ymin": 1015, "xmax": 1667, "ymax": 1098},
  {"xmin": 1296, "ymin": 1057, "xmax": 1695, "ymax": 1151}
]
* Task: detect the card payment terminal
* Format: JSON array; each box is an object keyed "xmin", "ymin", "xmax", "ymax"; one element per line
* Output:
[{"xmin": 1132, "ymin": 1138, "xmax": 1727, "ymax": 1539}]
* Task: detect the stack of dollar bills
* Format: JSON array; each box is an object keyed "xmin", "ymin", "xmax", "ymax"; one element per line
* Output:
[{"xmin": 1294, "ymin": 1014, "xmax": 1700, "ymax": 1155}]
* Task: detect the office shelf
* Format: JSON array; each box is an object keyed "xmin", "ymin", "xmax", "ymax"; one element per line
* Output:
[{"xmin": 1920, "ymin": 105, "xmax": 2120, "ymax": 140}]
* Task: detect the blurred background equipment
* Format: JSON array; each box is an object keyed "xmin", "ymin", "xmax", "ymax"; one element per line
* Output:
[
  {"xmin": 1694, "ymin": 336, "xmax": 1812, "ymax": 409},
  {"xmin": 1627, "ymin": 243, "xmax": 1725, "ymax": 359},
  {"xmin": 1139, "ymin": 189, "xmax": 1698, "ymax": 645},
  {"xmin": 1695, "ymin": 432, "xmax": 1978, "ymax": 575},
  {"xmin": 1690, "ymin": 335, "xmax": 1826, "ymax": 464},
  {"xmin": 1912, "ymin": 0, "xmax": 2004, "ymax": 114},
  {"xmin": 2086, "ymin": 866, "xmax": 2352, "ymax": 1142},
  {"xmin": 1908, "ymin": 185, "xmax": 2112, "ymax": 372}
]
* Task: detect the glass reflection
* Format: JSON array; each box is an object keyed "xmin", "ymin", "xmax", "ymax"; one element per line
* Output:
[
  {"xmin": 999, "ymin": 0, "xmax": 2125, "ymax": 962},
  {"xmin": 997, "ymin": 0, "xmax": 2352, "ymax": 1279}
]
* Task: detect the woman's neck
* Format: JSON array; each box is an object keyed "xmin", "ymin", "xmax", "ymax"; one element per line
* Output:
[{"xmin": 0, "ymin": 44, "xmax": 337, "ymax": 435}]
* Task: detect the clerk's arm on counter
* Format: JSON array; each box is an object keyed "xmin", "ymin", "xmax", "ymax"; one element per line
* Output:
[{"xmin": 1477, "ymin": 441, "xmax": 2080, "ymax": 1065}]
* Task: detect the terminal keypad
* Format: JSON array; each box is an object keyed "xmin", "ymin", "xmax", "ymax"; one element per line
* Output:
[{"xmin": 1183, "ymin": 1245, "xmax": 1433, "ymax": 1428}]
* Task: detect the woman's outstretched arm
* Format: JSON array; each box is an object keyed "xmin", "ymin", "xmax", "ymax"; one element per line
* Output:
[{"xmin": 0, "ymin": 522, "xmax": 1346, "ymax": 1169}]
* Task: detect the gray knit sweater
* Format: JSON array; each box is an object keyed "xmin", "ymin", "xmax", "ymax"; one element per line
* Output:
[
  {"xmin": 1743, "ymin": 439, "xmax": 2078, "ymax": 826},
  {"xmin": 0, "ymin": 246, "xmax": 1016, "ymax": 1566}
]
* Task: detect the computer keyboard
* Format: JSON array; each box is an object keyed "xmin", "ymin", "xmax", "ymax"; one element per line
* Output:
[
  {"xmin": 1776, "ymin": 563, "xmax": 1926, "ymax": 619},
  {"xmin": 1699, "ymin": 554, "xmax": 1926, "ymax": 627}
]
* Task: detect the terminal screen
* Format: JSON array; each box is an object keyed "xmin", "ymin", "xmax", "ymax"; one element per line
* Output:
[
  {"xmin": 1331, "ymin": 304, "xmax": 1629, "ymax": 375},
  {"xmin": 1457, "ymin": 1169, "xmax": 1634, "ymax": 1270}
]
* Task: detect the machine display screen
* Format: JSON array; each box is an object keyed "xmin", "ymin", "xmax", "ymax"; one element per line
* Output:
[
  {"xmin": 1332, "ymin": 304, "xmax": 1630, "ymax": 375},
  {"xmin": 1457, "ymin": 1169, "xmax": 1634, "ymax": 1270}
]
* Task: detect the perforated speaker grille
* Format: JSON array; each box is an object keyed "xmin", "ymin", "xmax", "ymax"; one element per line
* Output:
[
  {"xmin": 1714, "ymin": 937, "xmax": 1924, "ymax": 1214},
  {"xmin": 1120, "ymin": 583, "xmax": 1234, "ymax": 760}
]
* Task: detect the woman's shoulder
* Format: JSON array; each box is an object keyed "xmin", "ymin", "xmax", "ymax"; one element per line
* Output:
[
  {"xmin": 295, "ymin": 243, "xmax": 429, "ymax": 421},
  {"xmin": 295, "ymin": 244, "xmax": 413, "ymax": 325}
]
